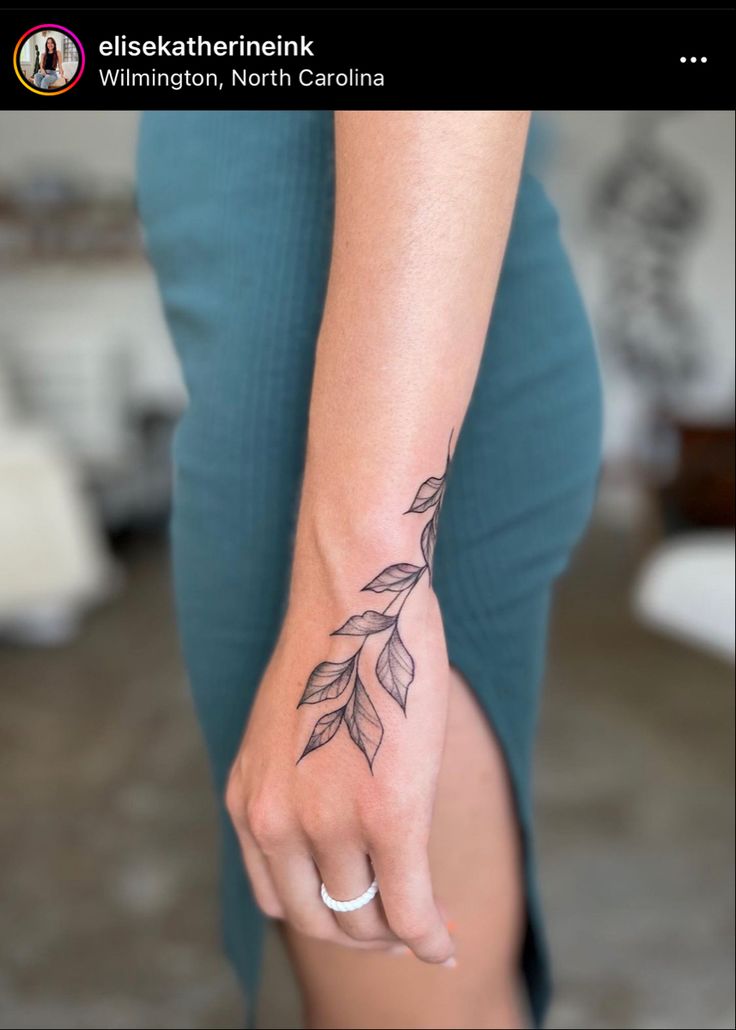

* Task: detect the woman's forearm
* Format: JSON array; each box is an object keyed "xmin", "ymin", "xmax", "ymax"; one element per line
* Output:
[{"xmin": 289, "ymin": 111, "xmax": 531, "ymax": 610}]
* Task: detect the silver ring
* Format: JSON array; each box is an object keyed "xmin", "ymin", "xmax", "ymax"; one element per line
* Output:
[{"xmin": 320, "ymin": 878, "xmax": 379, "ymax": 913}]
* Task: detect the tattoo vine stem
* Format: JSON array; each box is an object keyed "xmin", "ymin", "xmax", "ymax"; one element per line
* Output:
[{"xmin": 296, "ymin": 430, "xmax": 455, "ymax": 772}]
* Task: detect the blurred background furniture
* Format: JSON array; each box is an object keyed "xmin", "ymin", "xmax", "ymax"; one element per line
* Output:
[
  {"xmin": 0, "ymin": 165, "xmax": 185, "ymax": 643},
  {"xmin": 0, "ymin": 426, "xmax": 114, "ymax": 644},
  {"xmin": 634, "ymin": 531, "xmax": 735, "ymax": 662}
]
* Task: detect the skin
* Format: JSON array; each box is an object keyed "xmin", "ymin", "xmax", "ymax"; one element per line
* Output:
[{"xmin": 225, "ymin": 111, "xmax": 532, "ymax": 1028}]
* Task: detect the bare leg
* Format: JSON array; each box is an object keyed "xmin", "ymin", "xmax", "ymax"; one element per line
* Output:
[{"xmin": 282, "ymin": 665, "xmax": 528, "ymax": 1030}]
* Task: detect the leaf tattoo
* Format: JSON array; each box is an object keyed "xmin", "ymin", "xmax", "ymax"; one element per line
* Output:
[
  {"xmin": 362, "ymin": 563, "xmax": 424, "ymax": 593},
  {"xmin": 331, "ymin": 611, "xmax": 397, "ymax": 636},
  {"xmin": 376, "ymin": 627, "xmax": 414, "ymax": 712},
  {"xmin": 420, "ymin": 517, "xmax": 438, "ymax": 578},
  {"xmin": 298, "ymin": 655, "xmax": 356, "ymax": 706},
  {"xmin": 405, "ymin": 476, "xmax": 445, "ymax": 514},
  {"xmin": 298, "ymin": 706, "xmax": 345, "ymax": 761},
  {"xmin": 297, "ymin": 429, "xmax": 455, "ymax": 771},
  {"xmin": 345, "ymin": 676, "xmax": 384, "ymax": 770}
]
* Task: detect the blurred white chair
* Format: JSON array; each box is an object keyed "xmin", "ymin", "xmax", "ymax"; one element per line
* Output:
[
  {"xmin": 634, "ymin": 531, "xmax": 735, "ymax": 662},
  {"xmin": 0, "ymin": 425, "xmax": 116, "ymax": 645}
]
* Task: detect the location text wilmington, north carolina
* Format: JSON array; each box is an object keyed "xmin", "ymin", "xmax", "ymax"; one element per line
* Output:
[{"xmin": 99, "ymin": 67, "xmax": 385, "ymax": 89}]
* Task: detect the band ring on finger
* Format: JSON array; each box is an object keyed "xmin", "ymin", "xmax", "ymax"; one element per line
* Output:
[{"xmin": 320, "ymin": 878, "xmax": 379, "ymax": 913}]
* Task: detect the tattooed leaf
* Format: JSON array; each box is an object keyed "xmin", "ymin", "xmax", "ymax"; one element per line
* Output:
[
  {"xmin": 298, "ymin": 655, "xmax": 356, "ymax": 706},
  {"xmin": 299, "ymin": 706, "xmax": 345, "ymax": 761},
  {"xmin": 331, "ymin": 611, "xmax": 397, "ymax": 636},
  {"xmin": 405, "ymin": 475, "xmax": 445, "ymax": 514},
  {"xmin": 421, "ymin": 516, "xmax": 438, "ymax": 575},
  {"xmin": 345, "ymin": 676, "xmax": 384, "ymax": 770},
  {"xmin": 376, "ymin": 627, "xmax": 414, "ymax": 711},
  {"xmin": 362, "ymin": 563, "xmax": 424, "ymax": 593}
]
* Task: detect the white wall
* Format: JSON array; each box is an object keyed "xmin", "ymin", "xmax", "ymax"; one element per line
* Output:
[
  {"xmin": 542, "ymin": 110, "xmax": 735, "ymax": 434},
  {"xmin": 0, "ymin": 111, "xmax": 140, "ymax": 181}
]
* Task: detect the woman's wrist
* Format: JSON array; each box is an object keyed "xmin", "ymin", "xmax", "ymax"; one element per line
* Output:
[
  {"xmin": 285, "ymin": 436, "xmax": 450, "ymax": 616},
  {"xmin": 287, "ymin": 501, "xmax": 432, "ymax": 613}
]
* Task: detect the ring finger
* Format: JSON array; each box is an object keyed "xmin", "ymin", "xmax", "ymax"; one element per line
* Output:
[
  {"xmin": 266, "ymin": 848, "xmax": 392, "ymax": 950},
  {"xmin": 313, "ymin": 847, "xmax": 397, "ymax": 944}
]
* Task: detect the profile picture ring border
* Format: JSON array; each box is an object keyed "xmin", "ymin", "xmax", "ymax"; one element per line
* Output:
[{"xmin": 13, "ymin": 23, "xmax": 86, "ymax": 97}]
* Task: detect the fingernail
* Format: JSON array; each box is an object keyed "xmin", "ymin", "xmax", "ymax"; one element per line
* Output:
[
  {"xmin": 441, "ymin": 956, "xmax": 457, "ymax": 969},
  {"xmin": 389, "ymin": 944, "xmax": 410, "ymax": 956}
]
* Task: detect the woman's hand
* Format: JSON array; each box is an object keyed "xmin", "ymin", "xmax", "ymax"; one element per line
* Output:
[{"xmin": 224, "ymin": 526, "xmax": 455, "ymax": 965}]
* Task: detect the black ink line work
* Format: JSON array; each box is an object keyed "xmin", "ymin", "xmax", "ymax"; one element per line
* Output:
[{"xmin": 297, "ymin": 430, "xmax": 455, "ymax": 772}]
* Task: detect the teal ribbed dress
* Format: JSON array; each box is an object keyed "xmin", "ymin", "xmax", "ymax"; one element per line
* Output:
[{"xmin": 134, "ymin": 111, "xmax": 603, "ymax": 1028}]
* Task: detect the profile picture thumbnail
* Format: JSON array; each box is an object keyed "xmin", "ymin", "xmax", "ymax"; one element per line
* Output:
[{"xmin": 14, "ymin": 24, "xmax": 85, "ymax": 96}]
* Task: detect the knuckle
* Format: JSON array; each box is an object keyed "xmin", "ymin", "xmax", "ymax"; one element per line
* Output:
[
  {"xmin": 253, "ymin": 895, "xmax": 282, "ymax": 921},
  {"xmin": 363, "ymin": 798, "xmax": 423, "ymax": 846},
  {"xmin": 245, "ymin": 797, "xmax": 292, "ymax": 849},
  {"xmin": 301, "ymin": 805, "xmax": 342, "ymax": 845},
  {"xmin": 298, "ymin": 783, "xmax": 354, "ymax": 836},
  {"xmin": 361, "ymin": 807, "xmax": 397, "ymax": 845},
  {"xmin": 390, "ymin": 911, "xmax": 435, "ymax": 943}
]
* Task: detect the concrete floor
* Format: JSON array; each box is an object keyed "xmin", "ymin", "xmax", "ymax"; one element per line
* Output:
[{"xmin": 0, "ymin": 523, "xmax": 733, "ymax": 1029}]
